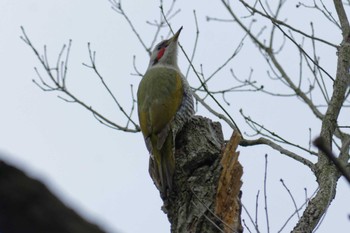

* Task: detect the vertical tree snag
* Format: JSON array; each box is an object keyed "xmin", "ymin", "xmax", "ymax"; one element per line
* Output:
[
  {"xmin": 215, "ymin": 131, "xmax": 243, "ymax": 233},
  {"xmin": 155, "ymin": 116, "xmax": 243, "ymax": 233}
]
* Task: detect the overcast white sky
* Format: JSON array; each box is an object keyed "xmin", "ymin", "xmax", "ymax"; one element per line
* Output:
[{"xmin": 0, "ymin": 1, "xmax": 349, "ymax": 232}]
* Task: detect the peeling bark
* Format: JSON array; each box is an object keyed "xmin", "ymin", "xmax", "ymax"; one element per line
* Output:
[
  {"xmin": 152, "ymin": 116, "xmax": 243, "ymax": 233},
  {"xmin": 215, "ymin": 131, "xmax": 243, "ymax": 233}
]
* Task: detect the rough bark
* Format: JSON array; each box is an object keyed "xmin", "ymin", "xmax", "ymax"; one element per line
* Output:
[
  {"xmin": 0, "ymin": 159, "xmax": 106, "ymax": 233},
  {"xmin": 155, "ymin": 116, "xmax": 243, "ymax": 233}
]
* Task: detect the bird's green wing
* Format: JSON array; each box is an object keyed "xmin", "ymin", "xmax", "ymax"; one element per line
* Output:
[{"xmin": 137, "ymin": 67, "xmax": 183, "ymax": 148}]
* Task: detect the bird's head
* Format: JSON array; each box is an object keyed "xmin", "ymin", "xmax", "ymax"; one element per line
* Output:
[{"xmin": 148, "ymin": 27, "xmax": 182, "ymax": 69}]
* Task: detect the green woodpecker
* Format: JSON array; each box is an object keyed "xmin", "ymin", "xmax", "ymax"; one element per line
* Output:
[{"xmin": 137, "ymin": 27, "xmax": 194, "ymax": 197}]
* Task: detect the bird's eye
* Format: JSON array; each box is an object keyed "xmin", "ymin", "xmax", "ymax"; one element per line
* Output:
[{"xmin": 157, "ymin": 41, "xmax": 168, "ymax": 50}]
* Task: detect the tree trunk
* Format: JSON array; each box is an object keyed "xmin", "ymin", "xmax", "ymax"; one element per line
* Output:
[{"xmin": 155, "ymin": 116, "xmax": 243, "ymax": 233}]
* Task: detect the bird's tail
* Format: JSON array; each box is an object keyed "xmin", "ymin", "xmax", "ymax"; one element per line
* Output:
[{"xmin": 151, "ymin": 133, "xmax": 175, "ymax": 197}]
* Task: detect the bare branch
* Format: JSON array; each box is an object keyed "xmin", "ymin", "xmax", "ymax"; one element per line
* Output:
[
  {"xmin": 240, "ymin": 109, "xmax": 318, "ymax": 156},
  {"xmin": 21, "ymin": 26, "xmax": 139, "ymax": 133},
  {"xmin": 192, "ymin": 92, "xmax": 236, "ymax": 130},
  {"xmin": 126, "ymin": 84, "xmax": 137, "ymax": 129},
  {"xmin": 314, "ymin": 136, "xmax": 350, "ymax": 184},
  {"xmin": 308, "ymin": 22, "xmax": 331, "ymax": 103},
  {"xmin": 242, "ymin": 219, "xmax": 253, "ymax": 233},
  {"xmin": 240, "ymin": 137, "xmax": 315, "ymax": 170},
  {"xmin": 333, "ymin": 0, "xmax": 350, "ymax": 39},
  {"xmin": 148, "ymin": 1, "xmax": 180, "ymax": 50},
  {"xmin": 185, "ymin": 10, "xmax": 200, "ymax": 79},
  {"xmin": 263, "ymin": 154, "xmax": 270, "ymax": 233},
  {"xmin": 255, "ymin": 191, "xmax": 260, "ymax": 231},
  {"xmin": 220, "ymin": 1, "xmax": 327, "ymax": 121},
  {"xmin": 109, "ymin": 0, "xmax": 151, "ymax": 55},
  {"xmin": 278, "ymin": 188, "xmax": 318, "ymax": 233},
  {"xmin": 280, "ymin": 179, "xmax": 300, "ymax": 219},
  {"xmin": 259, "ymin": 1, "xmax": 335, "ymax": 82},
  {"xmin": 82, "ymin": 43, "xmax": 139, "ymax": 129},
  {"xmin": 131, "ymin": 55, "xmax": 143, "ymax": 77},
  {"xmin": 197, "ymin": 33, "xmax": 246, "ymax": 88},
  {"xmin": 240, "ymin": 0, "xmax": 336, "ymax": 48},
  {"xmin": 297, "ymin": 1, "xmax": 341, "ymax": 29},
  {"xmin": 241, "ymin": 203, "xmax": 260, "ymax": 233},
  {"xmin": 231, "ymin": 69, "xmax": 309, "ymax": 97}
]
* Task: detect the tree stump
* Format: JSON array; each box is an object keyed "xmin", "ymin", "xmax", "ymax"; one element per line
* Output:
[{"xmin": 154, "ymin": 116, "xmax": 243, "ymax": 233}]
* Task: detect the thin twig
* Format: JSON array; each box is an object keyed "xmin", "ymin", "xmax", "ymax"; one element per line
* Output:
[
  {"xmin": 239, "ymin": 0, "xmax": 337, "ymax": 48},
  {"xmin": 280, "ymin": 179, "xmax": 300, "ymax": 219},
  {"xmin": 240, "ymin": 109, "xmax": 318, "ymax": 156},
  {"xmin": 242, "ymin": 219, "xmax": 253, "ymax": 233},
  {"xmin": 109, "ymin": 0, "xmax": 151, "ymax": 55},
  {"xmin": 263, "ymin": 154, "xmax": 270, "ymax": 233},
  {"xmin": 21, "ymin": 26, "xmax": 139, "ymax": 133},
  {"xmin": 278, "ymin": 188, "xmax": 318, "ymax": 233},
  {"xmin": 241, "ymin": 203, "xmax": 260, "ymax": 233},
  {"xmin": 190, "ymin": 201, "xmax": 226, "ymax": 233},
  {"xmin": 192, "ymin": 92, "xmax": 236, "ymax": 130},
  {"xmin": 190, "ymin": 187, "xmax": 235, "ymax": 233},
  {"xmin": 240, "ymin": 136, "xmax": 315, "ymax": 170},
  {"xmin": 255, "ymin": 191, "xmax": 260, "ymax": 230},
  {"xmin": 82, "ymin": 43, "xmax": 139, "ymax": 128},
  {"xmin": 197, "ymin": 33, "xmax": 246, "ymax": 88},
  {"xmin": 220, "ymin": 0, "xmax": 326, "ymax": 122},
  {"xmin": 257, "ymin": 0, "xmax": 335, "ymax": 82},
  {"xmin": 185, "ymin": 10, "xmax": 200, "ymax": 79}
]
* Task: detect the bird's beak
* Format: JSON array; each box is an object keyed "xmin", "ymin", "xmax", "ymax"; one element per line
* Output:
[{"xmin": 169, "ymin": 26, "xmax": 183, "ymax": 44}]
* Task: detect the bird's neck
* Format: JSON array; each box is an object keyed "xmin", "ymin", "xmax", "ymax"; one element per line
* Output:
[{"xmin": 147, "ymin": 63, "xmax": 180, "ymax": 72}]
